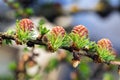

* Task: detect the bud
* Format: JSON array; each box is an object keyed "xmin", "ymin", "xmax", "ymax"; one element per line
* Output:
[
  {"xmin": 51, "ymin": 26, "xmax": 65, "ymax": 37},
  {"xmin": 72, "ymin": 59, "xmax": 80, "ymax": 68},
  {"xmin": 72, "ymin": 25, "xmax": 88, "ymax": 37},
  {"xmin": 97, "ymin": 38, "xmax": 112, "ymax": 50},
  {"xmin": 19, "ymin": 18, "xmax": 34, "ymax": 31}
]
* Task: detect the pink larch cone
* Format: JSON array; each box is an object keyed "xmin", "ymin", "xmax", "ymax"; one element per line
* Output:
[
  {"xmin": 97, "ymin": 38, "xmax": 112, "ymax": 50},
  {"xmin": 19, "ymin": 18, "xmax": 34, "ymax": 31},
  {"xmin": 97, "ymin": 38, "xmax": 117, "ymax": 56},
  {"xmin": 72, "ymin": 25, "xmax": 88, "ymax": 37},
  {"xmin": 51, "ymin": 26, "xmax": 65, "ymax": 37}
]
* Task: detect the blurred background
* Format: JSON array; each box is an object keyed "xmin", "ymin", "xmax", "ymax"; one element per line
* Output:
[{"xmin": 0, "ymin": 0, "xmax": 120, "ymax": 80}]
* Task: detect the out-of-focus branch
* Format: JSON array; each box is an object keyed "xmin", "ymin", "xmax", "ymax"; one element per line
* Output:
[
  {"xmin": 0, "ymin": 32, "xmax": 15, "ymax": 40},
  {"xmin": 3, "ymin": 0, "xmax": 30, "ymax": 17},
  {"xmin": 109, "ymin": 61, "xmax": 120, "ymax": 65}
]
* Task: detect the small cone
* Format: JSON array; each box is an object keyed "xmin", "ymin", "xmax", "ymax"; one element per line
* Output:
[
  {"xmin": 19, "ymin": 18, "xmax": 34, "ymax": 31},
  {"xmin": 97, "ymin": 38, "xmax": 112, "ymax": 50},
  {"xmin": 46, "ymin": 26, "xmax": 66, "ymax": 51},
  {"xmin": 51, "ymin": 26, "xmax": 65, "ymax": 37},
  {"xmin": 72, "ymin": 25, "xmax": 88, "ymax": 37}
]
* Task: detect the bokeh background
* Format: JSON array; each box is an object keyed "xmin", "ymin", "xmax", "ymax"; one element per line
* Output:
[{"xmin": 0, "ymin": 0, "xmax": 120, "ymax": 80}]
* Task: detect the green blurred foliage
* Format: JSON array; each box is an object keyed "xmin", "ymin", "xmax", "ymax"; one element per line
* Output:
[
  {"xmin": 78, "ymin": 62, "xmax": 91, "ymax": 80},
  {"xmin": 33, "ymin": 74, "xmax": 42, "ymax": 80},
  {"xmin": 0, "ymin": 76, "xmax": 14, "ymax": 80},
  {"xmin": 2, "ymin": 39, "xmax": 12, "ymax": 45},
  {"xmin": 25, "ymin": 8, "xmax": 34, "ymax": 16},
  {"xmin": 23, "ymin": 47, "xmax": 29, "ymax": 52},
  {"xmin": 44, "ymin": 58, "xmax": 59, "ymax": 73},
  {"xmin": 8, "ymin": 61, "xmax": 17, "ymax": 71},
  {"xmin": 103, "ymin": 73, "xmax": 114, "ymax": 80}
]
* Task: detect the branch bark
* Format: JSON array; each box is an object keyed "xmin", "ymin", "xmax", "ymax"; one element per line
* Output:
[{"xmin": 0, "ymin": 32, "xmax": 120, "ymax": 66}]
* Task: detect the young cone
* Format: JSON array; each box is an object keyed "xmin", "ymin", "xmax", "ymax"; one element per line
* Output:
[
  {"xmin": 97, "ymin": 38, "xmax": 116, "ymax": 62},
  {"xmin": 51, "ymin": 26, "xmax": 65, "ymax": 37},
  {"xmin": 15, "ymin": 18, "xmax": 34, "ymax": 44},
  {"xmin": 72, "ymin": 25, "xmax": 88, "ymax": 37},
  {"xmin": 44, "ymin": 26, "xmax": 66, "ymax": 51},
  {"xmin": 97, "ymin": 38, "xmax": 112, "ymax": 50},
  {"xmin": 19, "ymin": 18, "xmax": 34, "ymax": 31}
]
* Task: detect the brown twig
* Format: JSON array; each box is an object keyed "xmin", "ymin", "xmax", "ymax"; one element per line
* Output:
[
  {"xmin": 0, "ymin": 32, "xmax": 120, "ymax": 66},
  {"xmin": 0, "ymin": 32, "xmax": 15, "ymax": 40},
  {"xmin": 109, "ymin": 61, "xmax": 120, "ymax": 65}
]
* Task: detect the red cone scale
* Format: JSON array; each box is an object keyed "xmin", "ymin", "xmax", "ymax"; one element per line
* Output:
[
  {"xmin": 19, "ymin": 18, "xmax": 34, "ymax": 31},
  {"xmin": 72, "ymin": 25, "xmax": 88, "ymax": 37},
  {"xmin": 51, "ymin": 26, "xmax": 65, "ymax": 37},
  {"xmin": 97, "ymin": 38, "xmax": 112, "ymax": 50}
]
